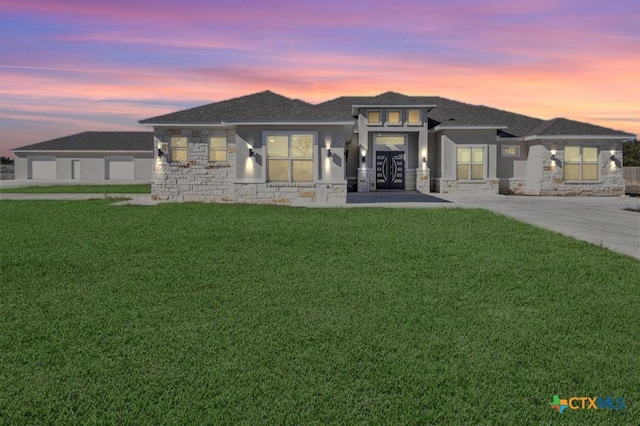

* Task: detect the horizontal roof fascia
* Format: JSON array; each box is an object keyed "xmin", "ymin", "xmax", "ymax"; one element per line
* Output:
[
  {"xmin": 524, "ymin": 135, "xmax": 634, "ymax": 141},
  {"xmin": 431, "ymin": 125, "xmax": 508, "ymax": 132},
  {"xmin": 141, "ymin": 121, "xmax": 354, "ymax": 127}
]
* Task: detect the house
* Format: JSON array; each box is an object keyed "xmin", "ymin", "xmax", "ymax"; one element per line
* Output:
[
  {"xmin": 12, "ymin": 132, "xmax": 154, "ymax": 181},
  {"xmin": 139, "ymin": 91, "xmax": 634, "ymax": 204}
]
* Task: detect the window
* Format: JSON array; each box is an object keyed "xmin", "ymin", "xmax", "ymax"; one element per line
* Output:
[
  {"xmin": 375, "ymin": 135, "xmax": 405, "ymax": 146},
  {"xmin": 209, "ymin": 136, "xmax": 228, "ymax": 162},
  {"xmin": 501, "ymin": 145, "xmax": 520, "ymax": 157},
  {"xmin": 367, "ymin": 111, "xmax": 381, "ymax": 124},
  {"xmin": 169, "ymin": 136, "xmax": 188, "ymax": 162},
  {"xmin": 267, "ymin": 134, "xmax": 314, "ymax": 182},
  {"xmin": 457, "ymin": 147, "xmax": 484, "ymax": 180},
  {"xmin": 564, "ymin": 146, "xmax": 598, "ymax": 181},
  {"xmin": 387, "ymin": 110, "xmax": 401, "ymax": 125},
  {"xmin": 407, "ymin": 110, "xmax": 421, "ymax": 124}
]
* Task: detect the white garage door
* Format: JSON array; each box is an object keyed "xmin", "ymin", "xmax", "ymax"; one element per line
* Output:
[
  {"xmin": 107, "ymin": 159, "xmax": 135, "ymax": 180},
  {"xmin": 31, "ymin": 159, "xmax": 57, "ymax": 179}
]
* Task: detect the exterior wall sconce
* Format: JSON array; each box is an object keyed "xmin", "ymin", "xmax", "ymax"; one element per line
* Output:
[
  {"xmin": 422, "ymin": 157, "xmax": 427, "ymax": 163},
  {"xmin": 249, "ymin": 148, "xmax": 254, "ymax": 157},
  {"xmin": 550, "ymin": 154, "xmax": 557, "ymax": 161},
  {"xmin": 362, "ymin": 155, "xmax": 366, "ymax": 164},
  {"xmin": 157, "ymin": 148, "xmax": 165, "ymax": 158},
  {"xmin": 610, "ymin": 154, "xmax": 616, "ymax": 161},
  {"xmin": 327, "ymin": 149, "xmax": 332, "ymax": 158}
]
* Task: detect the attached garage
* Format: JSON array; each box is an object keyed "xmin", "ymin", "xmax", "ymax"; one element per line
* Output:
[
  {"xmin": 106, "ymin": 157, "xmax": 135, "ymax": 180},
  {"xmin": 30, "ymin": 158, "xmax": 57, "ymax": 179},
  {"xmin": 12, "ymin": 131, "xmax": 153, "ymax": 181}
]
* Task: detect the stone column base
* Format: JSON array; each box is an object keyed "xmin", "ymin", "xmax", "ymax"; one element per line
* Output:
[
  {"xmin": 416, "ymin": 168, "xmax": 430, "ymax": 193},
  {"xmin": 357, "ymin": 168, "xmax": 374, "ymax": 192}
]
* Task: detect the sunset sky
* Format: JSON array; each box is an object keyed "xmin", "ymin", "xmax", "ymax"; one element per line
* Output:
[{"xmin": 1, "ymin": 0, "xmax": 638, "ymax": 157}]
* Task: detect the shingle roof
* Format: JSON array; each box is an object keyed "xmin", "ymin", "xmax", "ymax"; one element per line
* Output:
[
  {"xmin": 229, "ymin": 99, "xmax": 353, "ymax": 122},
  {"xmin": 13, "ymin": 131, "xmax": 153, "ymax": 151},
  {"xmin": 140, "ymin": 90, "xmax": 353, "ymax": 124},
  {"xmin": 140, "ymin": 90, "xmax": 633, "ymax": 138},
  {"xmin": 525, "ymin": 117, "xmax": 634, "ymax": 137},
  {"xmin": 139, "ymin": 90, "xmax": 292, "ymax": 124}
]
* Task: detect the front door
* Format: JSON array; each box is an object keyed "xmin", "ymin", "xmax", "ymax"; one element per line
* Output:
[{"xmin": 376, "ymin": 151, "xmax": 404, "ymax": 189}]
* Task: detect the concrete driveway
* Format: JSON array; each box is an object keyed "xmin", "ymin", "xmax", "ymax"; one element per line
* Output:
[{"xmin": 439, "ymin": 194, "xmax": 640, "ymax": 259}]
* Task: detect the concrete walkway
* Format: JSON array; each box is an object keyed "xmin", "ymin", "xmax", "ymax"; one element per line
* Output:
[
  {"xmin": 0, "ymin": 179, "xmax": 150, "ymax": 188},
  {"xmin": 0, "ymin": 193, "xmax": 158, "ymax": 205}
]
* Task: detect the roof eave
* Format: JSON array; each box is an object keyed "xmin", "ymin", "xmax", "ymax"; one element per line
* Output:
[
  {"xmin": 431, "ymin": 124, "xmax": 508, "ymax": 132},
  {"xmin": 523, "ymin": 134, "xmax": 635, "ymax": 141},
  {"xmin": 230, "ymin": 120, "xmax": 355, "ymax": 125},
  {"xmin": 138, "ymin": 122, "xmax": 230, "ymax": 127}
]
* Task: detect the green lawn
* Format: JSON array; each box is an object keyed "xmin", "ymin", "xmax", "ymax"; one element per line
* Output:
[
  {"xmin": 0, "ymin": 184, "xmax": 151, "ymax": 193},
  {"xmin": 1, "ymin": 201, "xmax": 638, "ymax": 424}
]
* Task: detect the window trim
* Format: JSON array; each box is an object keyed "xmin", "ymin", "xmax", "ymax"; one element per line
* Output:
[
  {"xmin": 406, "ymin": 109, "xmax": 422, "ymax": 125},
  {"xmin": 456, "ymin": 146, "xmax": 486, "ymax": 180},
  {"xmin": 366, "ymin": 110, "xmax": 381, "ymax": 125},
  {"xmin": 208, "ymin": 135, "xmax": 228, "ymax": 163},
  {"xmin": 501, "ymin": 145, "xmax": 520, "ymax": 157},
  {"xmin": 169, "ymin": 135, "xmax": 188, "ymax": 163},
  {"xmin": 264, "ymin": 131, "xmax": 317, "ymax": 183},
  {"xmin": 564, "ymin": 146, "xmax": 599, "ymax": 182},
  {"xmin": 386, "ymin": 110, "xmax": 402, "ymax": 126}
]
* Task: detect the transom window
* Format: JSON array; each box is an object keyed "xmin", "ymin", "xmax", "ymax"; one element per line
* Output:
[
  {"xmin": 367, "ymin": 111, "xmax": 381, "ymax": 124},
  {"xmin": 457, "ymin": 147, "xmax": 484, "ymax": 180},
  {"xmin": 209, "ymin": 136, "xmax": 228, "ymax": 162},
  {"xmin": 169, "ymin": 136, "xmax": 188, "ymax": 162},
  {"xmin": 387, "ymin": 110, "xmax": 402, "ymax": 125},
  {"xmin": 375, "ymin": 135, "xmax": 405, "ymax": 145},
  {"xmin": 407, "ymin": 110, "xmax": 421, "ymax": 124},
  {"xmin": 564, "ymin": 146, "xmax": 598, "ymax": 181},
  {"xmin": 267, "ymin": 134, "xmax": 314, "ymax": 182}
]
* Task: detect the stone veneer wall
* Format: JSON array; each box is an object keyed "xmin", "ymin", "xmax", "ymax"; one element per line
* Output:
[
  {"xmin": 152, "ymin": 128, "xmax": 347, "ymax": 205},
  {"xmin": 405, "ymin": 169, "xmax": 417, "ymax": 191},
  {"xmin": 537, "ymin": 141, "xmax": 624, "ymax": 196},
  {"xmin": 499, "ymin": 179, "xmax": 527, "ymax": 195},
  {"xmin": 435, "ymin": 178, "xmax": 499, "ymax": 194}
]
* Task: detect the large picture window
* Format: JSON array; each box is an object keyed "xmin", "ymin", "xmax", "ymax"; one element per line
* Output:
[
  {"xmin": 457, "ymin": 147, "xmax": 484, "ymax": 180},
  {"xmin": 209, "ymin": 136, "xmax": 228, "ymax": 162},
  {"xmin": 564, "ymin": 146, "xmax": 598, "ymax": 181},
  {"xmin": 267, "ymin": 134, "xmax": 314, "ymax": 182},
  {"xmin": 169, "ymin": 136, "xmax": 188, "ymax": 162}
]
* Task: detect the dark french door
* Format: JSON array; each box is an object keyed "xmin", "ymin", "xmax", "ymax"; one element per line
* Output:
[{"xmin": 376, "ymin": 151, "xmax": 405, "ymax": 189}]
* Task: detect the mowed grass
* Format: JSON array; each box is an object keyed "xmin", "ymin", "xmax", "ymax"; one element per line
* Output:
[
  {"xmin": 0, "ymin": 201, "xmax": 638, "ymax": 424},
  {"xmin": 0, "ymin": 184, "xmax": 150, "ymax": 193}
]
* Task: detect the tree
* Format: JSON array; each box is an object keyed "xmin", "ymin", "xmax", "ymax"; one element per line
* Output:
[{"xmin": 623, "ymin": 140, "xmax": 640, "ymax": 167}]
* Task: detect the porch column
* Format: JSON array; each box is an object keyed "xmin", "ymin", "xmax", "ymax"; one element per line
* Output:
[
  {"xmin": 417, "ymin": 127, "xmax": 430, "ymax": 193},
  {"xmin": 357, "ymin": 114, "xmax": 373, "ymax": 192}
]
